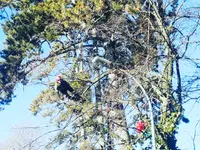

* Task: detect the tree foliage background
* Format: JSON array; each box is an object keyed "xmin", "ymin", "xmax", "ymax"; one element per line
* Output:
[{"xmin": 0, "ymin": 0, "xmax": 200, "ymax": 149}]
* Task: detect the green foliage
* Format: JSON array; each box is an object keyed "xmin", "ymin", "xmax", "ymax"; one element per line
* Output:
[
  {"xmin": 79, "ymin": 140, "xmax": 94, "ymax": 150},
  {"xmin": 112, "ymin": 1, "xmax": 123, "ymax": 11},
  {"xmin": 30, "ymin": 88, "xmax": 59, "ymax": 115}
]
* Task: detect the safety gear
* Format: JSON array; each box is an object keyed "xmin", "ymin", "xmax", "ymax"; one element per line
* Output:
[
  {"xmin": 56, "ymin": 75, "xmax": 62, "ymax": 82},
  {"xmin": 136, "ymin": 121, "xmax": 147, "ymax": 133}
]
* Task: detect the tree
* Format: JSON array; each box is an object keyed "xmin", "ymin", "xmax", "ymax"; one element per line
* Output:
[
  {"xmin": 0, "ymin": 126, "xmax": 47, "ymax": 150},
  {"xmin": 1, "ymin": 0, "xmax": 200, "ymax": 149}
]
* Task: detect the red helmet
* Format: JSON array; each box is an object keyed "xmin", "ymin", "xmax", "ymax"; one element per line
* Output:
[
  {"xmin": 136, "ymin": 121, "xmax": 146, "ymax": 133},
  {"xmin": 56, "ymin": 75, "xmax": 62, "ymax": 81}
]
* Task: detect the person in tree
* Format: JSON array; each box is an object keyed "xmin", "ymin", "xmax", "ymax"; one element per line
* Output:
[
  {"xmin": 54, "ymin": 75, "xmax": 81, "ymax": 101},
  {"xmin": 136, "ymin": 121, "xmax": 147, "ymax": 133}
]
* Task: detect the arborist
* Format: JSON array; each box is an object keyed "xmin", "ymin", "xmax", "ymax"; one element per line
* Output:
[
  {"xmin": 136, "ymin": 121, "xmax": 147, "ymax": 133},
  {"xmin": 54, "ymin": 75, "xmax": 81, "ymax": 101}
]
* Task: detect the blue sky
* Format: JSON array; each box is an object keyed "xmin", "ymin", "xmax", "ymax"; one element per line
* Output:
[
  {"xmin": 0, "ymin": 23, "xmax": 65, "ymax": 149},
  {"xmin": 0, "ymin": 24, "xmax": 49, "ymax": 148},
  {"xmin": 0, "ymin": 1, "xmax": 200, "ymax": 149}
]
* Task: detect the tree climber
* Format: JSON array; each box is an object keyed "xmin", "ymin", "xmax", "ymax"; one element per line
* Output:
[
  {"xmin": 135, "ymin": 121, "xmax": 147, "ymax": 133},
  {"xmin": 54, "ymin": 75, "xmax": 81, "ymax": 101}
]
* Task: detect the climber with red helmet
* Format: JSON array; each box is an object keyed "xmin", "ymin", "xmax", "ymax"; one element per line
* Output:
[
  {"xmin": 135, "ymin": 121, "xmax": 147, "ymax": 133},
  {"xmin": 54, "ymin": 75, "xmax": 81, "ymax": 101}
]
